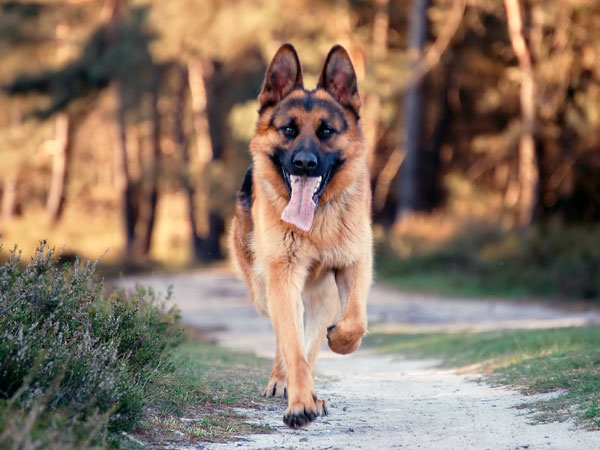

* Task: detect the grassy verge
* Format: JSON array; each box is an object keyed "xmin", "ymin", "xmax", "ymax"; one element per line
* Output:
[
  {"xmin": 132, "ymin": 337, "xmax": 273, "ymax": 447},
  {"xmin": 0, "ymin": 242, "xmax": 273, "ymax": 449},
  {"xmin": 365, "ymin": 326, "xmax": 600, "ymax": 429},
  {"xmin": 377, "ymin": 223, "xmax": 600, "ymax": 301}
]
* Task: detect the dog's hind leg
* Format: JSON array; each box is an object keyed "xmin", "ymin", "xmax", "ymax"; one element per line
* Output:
[
  {"xmin": 303, "ymin": 272, "xmax": 339, "ymax": 376},
  {"xmin": 263, "ymin": 339, "xmax": 287, "ymax": 398},
  {"xmin": 229, "ymin": 171, "xmax": 255, "ymax": 300}
]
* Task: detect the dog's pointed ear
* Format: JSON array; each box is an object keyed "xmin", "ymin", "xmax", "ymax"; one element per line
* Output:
[
  {"xmin": 317, "ymin": 45, "xmax": 361, "ymax": 115},
  {"xmin": 259, "ymin": 43, "xmax": 303, "ymax": 109}
]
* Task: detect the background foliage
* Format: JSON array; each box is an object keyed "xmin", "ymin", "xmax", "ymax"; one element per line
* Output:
[{"xmin": 0, "ymin": 0, "xmax": 599, "ymax": 298}]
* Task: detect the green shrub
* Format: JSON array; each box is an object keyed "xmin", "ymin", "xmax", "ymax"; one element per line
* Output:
[
  {"xmin": 377, "ymin": 224, "xmax": 600, "ymax": 300},
  {"xmin": 0, "ymin": 242, "xmax": 182, "ymax": 449}
]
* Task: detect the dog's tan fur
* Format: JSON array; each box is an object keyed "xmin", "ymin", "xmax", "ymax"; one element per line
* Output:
[{"xmin": 230, "ymin": 44, "xmax": 372, "ymax": 428}]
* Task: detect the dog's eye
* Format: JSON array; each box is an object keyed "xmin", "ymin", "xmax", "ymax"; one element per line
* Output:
[
  {"xmin": 281, "ymin": 126, "xmax": 298, "ymax": 139},
  {"xmin": 317, "ymin": 125, "xmax": 335, "ymax": 140}
]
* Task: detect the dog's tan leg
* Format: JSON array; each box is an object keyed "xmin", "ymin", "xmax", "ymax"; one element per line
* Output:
[
  {"xmin": 304, "ymin": 272, "xmax": 339, "ymax": 375},
  {"xmin": 263, "ymin": 339, "xmax": 287, "ymax": 398},
  {"xmin": 328, "ymin": 253, "xmax": 372, "ymax": 354},
  {"xmin": 266, "ymin": 260, "xmax": 320, "ymax": 428}
]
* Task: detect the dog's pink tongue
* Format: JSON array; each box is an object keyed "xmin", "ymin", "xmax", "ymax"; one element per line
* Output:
[{"xmin": 281, "ymin": 175, "xmax": 320, "ymax": 231}]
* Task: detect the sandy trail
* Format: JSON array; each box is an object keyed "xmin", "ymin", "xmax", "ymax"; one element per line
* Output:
[{"xmin": 120, "ymin": 270, "xmax": 600, "ymax": 450}]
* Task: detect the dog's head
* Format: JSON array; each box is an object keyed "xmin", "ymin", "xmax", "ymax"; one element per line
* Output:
[{"xmin": 250, "ymin": 43, "xmax": 365, "ymax": 232}]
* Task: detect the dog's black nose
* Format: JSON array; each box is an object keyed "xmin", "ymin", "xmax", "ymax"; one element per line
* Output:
[{"xmin": 292, "ymin": 151, "xmax": 317, "ymax": 174}]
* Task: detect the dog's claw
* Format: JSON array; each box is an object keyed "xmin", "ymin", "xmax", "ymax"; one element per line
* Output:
[
  {"xmin": 263, "ymin": 378, "xmax": 287, "ymax": 398},
  {"xmin": 283, "ymin": 408, "xmax": 314, "ymax": 428},
  {"xmin": 283, "ymin": 411, "xmax": 309, "ymax": 428},
  {"xmin": 305, "ymin": 409, "xmax": 317, "ymax": 421},
  {"xmin": 283, "ymin": 397, "xmax": 328, "ymax": 428}
]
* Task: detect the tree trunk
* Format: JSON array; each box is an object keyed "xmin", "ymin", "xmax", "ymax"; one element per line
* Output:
[
  {"xmin": 1, "ymin": 174, "xmax": 18, "ymax": 221},
  {"xmin": 397, "ymin": 0, "xmax": 430, "ymax": 221},
  {"xmin": 174, "ymin": 63, "xmax": 222, "ymax": 262},
  {"xmin": 188, "ymin": 58, "xmax": 213, "ymax": 169},
  {"xmin": 106, "ymin": 0, "xmax": 138, "ymax": 257},
  {"xmin": 174, "ymin": 65, "xmax": 202, "ymax": 259},
  {"xmin": 187, "ymin": 58, "xmax": 212, "ymax": 241},
  {"xmin": 504, "ymin": 0, "xmax": 539, "ymax": 226},
  {"xmin": 364, "ymin": 0, "xmax": 389, "ymax": 170},
  {"xmin": 135, "ymin": 70, "xmax": 161, "ymax": 257},
  {"xmin": 113, "ymin": 83, "xmax": 136, "ymax": 256},
  {"xmin": 174, "ymin": 65, "xmax": 198, "ymax": 254},
  {"xmin": 421, "ymin": 70, "xmax": 452, "ymax": 211},
  {"xmin": 372, "ymin": 0, "xmax": 390, "ymax": 57},
  {"xmin": 45, "ymin": 113, "xmax": 71, "ymax": 224},
  {"xmin": 186, "ymin": 58, "xmax": 222, "ymax": 261}
]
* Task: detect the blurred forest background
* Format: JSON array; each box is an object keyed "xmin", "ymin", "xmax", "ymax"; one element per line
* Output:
[{"xmin": 1, "ymin": 0, "xmax": 599, "ymax": 299}]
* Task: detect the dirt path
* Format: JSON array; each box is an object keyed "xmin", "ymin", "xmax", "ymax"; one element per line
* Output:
[{"xmin": 120, "ymin": 270, "xmax": 600, "ymax": 449}]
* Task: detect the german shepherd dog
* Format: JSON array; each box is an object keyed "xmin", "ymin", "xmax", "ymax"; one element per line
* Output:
[{"xmin": 230, "ymin": 43, "xmax": 372, "ymax": 428}]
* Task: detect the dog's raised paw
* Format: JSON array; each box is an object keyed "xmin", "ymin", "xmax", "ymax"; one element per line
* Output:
[{"xmin": 327, "ymin": 320, "xmax": 366, "ymax": 354}]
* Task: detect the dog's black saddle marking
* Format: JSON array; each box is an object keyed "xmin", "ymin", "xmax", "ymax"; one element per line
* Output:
[{"xmin": 238, "ymin": 164, "xmax": 253, "ymax": 209}]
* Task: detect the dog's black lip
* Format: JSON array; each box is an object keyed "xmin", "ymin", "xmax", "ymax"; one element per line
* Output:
[
  {"xmin": 312, "ymin": 166, "xmax": 333, "ymax": 204},
  {"xmin": 271, "ymin": 151, "xmax": 344, "ymax": 204},
  {"xmin": 280, "ymin": 166, "xmax": 334, "ymax": 205},
  {"xmin": 280, "ymin": 167, "xmax": 292, "ymax": 196},
  {"xmin": 314, "ymin": 158, "xmax": 344, "ymax": 204}
]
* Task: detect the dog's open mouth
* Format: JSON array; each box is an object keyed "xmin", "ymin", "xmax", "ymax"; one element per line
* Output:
[{"xmin": 281, "ymin": 170, "xmax": 330, "ymax": 232}]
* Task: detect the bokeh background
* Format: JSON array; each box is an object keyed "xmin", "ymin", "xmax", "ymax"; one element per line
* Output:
[{"xmin": 1, "ymin": 0, "xmax": 599, "ymax": 300}]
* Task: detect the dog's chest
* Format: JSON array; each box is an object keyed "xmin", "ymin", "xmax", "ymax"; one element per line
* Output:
[
  {"xmin": 271, "ymin": 226, "xmax": 359, "ymax": 268},
  {"xmin": 308, "ymin": 228, "xmax": 364, "ymax": 268}
]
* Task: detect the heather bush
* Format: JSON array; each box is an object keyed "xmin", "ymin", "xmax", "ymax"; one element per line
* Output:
[{"xmin": 0, "ymin": 242, "xmax": 182, "ymax": 448}]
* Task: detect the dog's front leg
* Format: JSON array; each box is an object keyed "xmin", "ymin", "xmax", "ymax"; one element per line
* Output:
[
  {"xmin": 266, "ymin": 260, "xmax": 322, "ymax": 428},
  {"xmin": 328, "ymin": 253, "xmax": 372, "ymax": 354}
]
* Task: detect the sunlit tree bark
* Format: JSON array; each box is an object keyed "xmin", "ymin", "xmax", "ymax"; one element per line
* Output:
[
  {"xmin": 45, "ymin": 113, "xmax": 71, "ymax": 224},
  {"xmin": 364, "ymin": 0, "xmax": 389, "ymax": 170},
  {"xmin": 186, "ymin": 57, "xmax": 222, "ymax": 260},
  {"xmin": 174, "ymin": 64, "xmax": 199, "ymax": 254},
  {"xmin": 504, "ymin": 0, "xmax": 539, "ymax": 226},
  {"xmin": 112, "ymin": 83, "xmax": 136, "ymax": 255},
  {"xmin": 1, "ymin": 174, "xmax": 18, "ymax": 221},
  {"xmin": 135, "ymin": 70, "xmax": 161, "ymax": 256},
  {"xmin": 372, "ymin": 0, "xmax": 389, "ymax": 57},
  {"xmin": 187, "ymin": 57, "xmax": 212, "ymax": 238}
]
